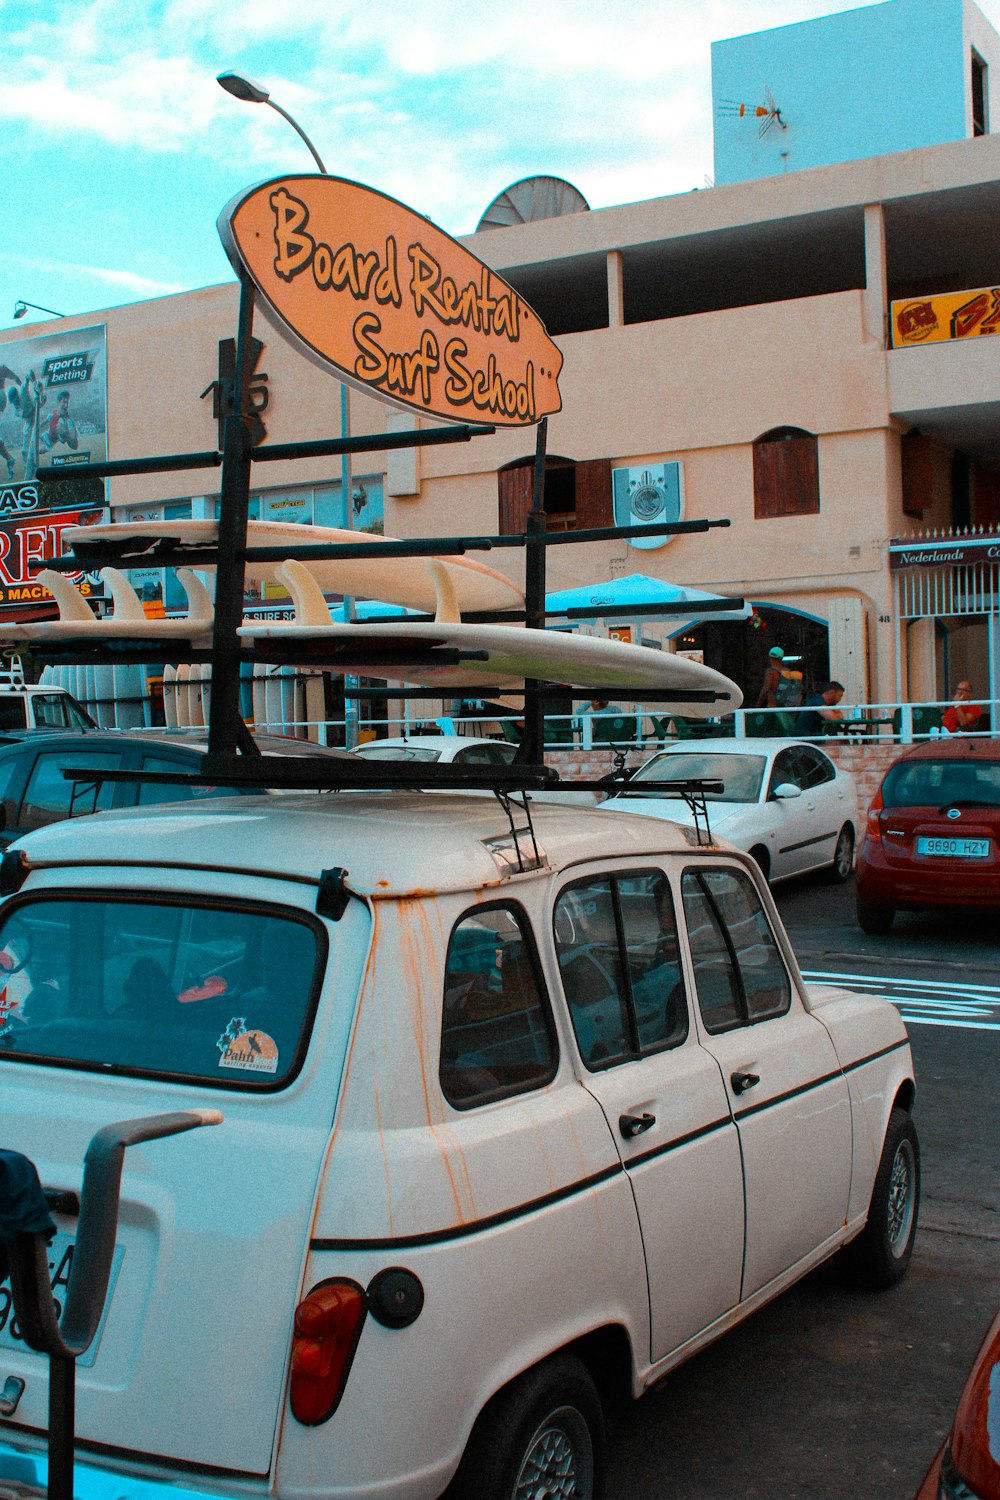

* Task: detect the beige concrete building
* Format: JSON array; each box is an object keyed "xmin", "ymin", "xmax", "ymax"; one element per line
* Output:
[{"xmin": 3, "ymin": 130, "xmax": 1000, "ymax": 722}]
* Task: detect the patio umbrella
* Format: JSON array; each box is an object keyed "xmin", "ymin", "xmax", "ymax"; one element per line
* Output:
[{"xmin": 545, "ymin": 573, "xmax": 751, "ymax": 624}]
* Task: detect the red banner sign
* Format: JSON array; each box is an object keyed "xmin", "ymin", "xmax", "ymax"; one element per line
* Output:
[{"xmin": 0, "ymin": 508, "xmax": 103, "ymax": 609}]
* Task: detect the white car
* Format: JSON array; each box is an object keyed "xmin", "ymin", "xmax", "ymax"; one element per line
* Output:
[
  {"xmin": 0, "ymin": 792, "xmax": 915, "ymax": 1500},
  {"xmin": 354, "ymin": 734, "xmax": 518, "ymax": 766},
  {"xmin": 604, "ymin": 737, "xmax": 859, "ymax": 884}
]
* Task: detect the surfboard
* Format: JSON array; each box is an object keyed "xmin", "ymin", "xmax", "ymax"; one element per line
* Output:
[
  {"xmin": 59, "ymin": 519, "xmax": 524, "ymax": 615},
  {"xmin": 297, "ymin": 671, "xmax": 325, "ymax": 743},
  {"xmin": 94, "ymin": 663, "xmax": 116, "ymax": 727},
  {"xmin": 239, "ymin": 618, "xmax": 743, "ymax": 707},
  {"xmin": 162, "ymin": 664, "xmax": 178, "ymax": 729},
  {"xmin": 0, "ymin": 568, "xmax": 214, "ymax": 644},
  {"xmin": 251, "ymin": 668, "xmax": 268, "ymax": 731},
  {"xmin": 175, "ymin": 663, "xmax": 192, "ymax": 728}
]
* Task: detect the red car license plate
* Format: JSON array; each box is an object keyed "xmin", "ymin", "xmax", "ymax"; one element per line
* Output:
[{"xmin": 916, "ymin": 836, "xmax": 990, "ymax": 858}]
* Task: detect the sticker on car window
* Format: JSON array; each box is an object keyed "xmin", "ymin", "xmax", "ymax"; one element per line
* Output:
[{"xmin": 217, "ymin": 1017, "xmax": 279, "ymax": 1074}]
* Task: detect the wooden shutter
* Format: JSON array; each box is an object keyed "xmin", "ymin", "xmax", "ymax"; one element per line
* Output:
[
  {"xmin": 498, "ymin": 464, "xmax": 533, "ymax": 535},
  {"xmin": 753, "ymin": 430, "xmax": 819, "ymax": 518},
  {"xmin": 574, "ymin": 459, "xmax": 613, "ymax": 529}
]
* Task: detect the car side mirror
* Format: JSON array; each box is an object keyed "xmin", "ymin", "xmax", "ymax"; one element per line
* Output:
[{"xmin": 772, "ymin": 782, "xmax": 802, "ymax": 800}]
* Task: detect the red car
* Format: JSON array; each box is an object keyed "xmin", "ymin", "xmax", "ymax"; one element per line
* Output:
[
  {"xmin": 855, "ymin": 739, "xmax": 1000, "ymax": 934},
  {"xmin": 913, "ymin": 1308, "xmax": 1000, "ymax": 1499}
]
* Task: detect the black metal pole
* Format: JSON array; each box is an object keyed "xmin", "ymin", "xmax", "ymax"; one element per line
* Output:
[
  {"xmin": 47, "ymin": 1353, "xmax": 75, "ymax": 1500},
  {"xmin": 518, "ymin": 417, "xmax": 548, "ymax": 765},
  {"xmin": 207, "ymin": 273, "xmax": 256, "ymax": 760}
]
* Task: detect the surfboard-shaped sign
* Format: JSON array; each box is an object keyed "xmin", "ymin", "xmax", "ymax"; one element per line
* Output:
[{"xmin": 218, "ymin": 175, "xmax": 562, "ymax": 427}]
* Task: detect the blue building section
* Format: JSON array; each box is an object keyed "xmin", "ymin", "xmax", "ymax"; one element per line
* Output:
[{"xmin": 712, "ymin": 0, "xmax": 1000, "ymax": 185}]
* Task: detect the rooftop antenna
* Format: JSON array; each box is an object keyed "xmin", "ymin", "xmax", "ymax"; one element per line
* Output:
[{"xmin": 718, "ymin": 84, "xmax": 787, "ymax": 136}]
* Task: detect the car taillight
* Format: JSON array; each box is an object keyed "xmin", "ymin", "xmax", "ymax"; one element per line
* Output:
[
  {"xmin": 866, "ymin": 787, "xmax": 884, "ymax": 842},
  {"xmin": 948, "ymin": 1316, "xmax": 1000, "ymax": 1499},
  {"xmin": 289, "ymin": 1279, "xmax": 367, "ymax": 1425}
]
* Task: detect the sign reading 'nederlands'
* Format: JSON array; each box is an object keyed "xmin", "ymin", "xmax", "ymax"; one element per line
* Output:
[{"xmin": 219, "ymin": 176, "xmax": 562, "ymax": 427}]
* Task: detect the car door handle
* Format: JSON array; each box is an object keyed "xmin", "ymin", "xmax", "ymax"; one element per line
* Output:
[
  {"xmin": 619, "ymin": 1111, "xmax": 656, "ymax": 1139},
  {"xmin": 731, "ymin": 1071, "xmax": 760, "ymax": 1094}
]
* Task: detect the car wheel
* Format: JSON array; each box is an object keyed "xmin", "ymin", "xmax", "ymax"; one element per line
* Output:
[
  {"xmin": 839, "ymin": 1107, "xmax": 920, "ymax": 1290},
  {"xmin": 856, "ymin": 898, "xmax": 894, "ymax": 934},
  {"xmin": 749, "ymin": 845, "xmax": 771, "ymax": 882},
  {"xmin": 827, "ymin": 824, "xmax": 855, "ymax": 883},
  {"xmin": 446, "ymin": 1354, "xmax": 605, "ymax": 1500}
]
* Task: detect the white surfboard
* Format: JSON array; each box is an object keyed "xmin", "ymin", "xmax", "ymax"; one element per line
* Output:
[
  {"xmin": 94, "ymin": 663, "xmax": 116, "ymax": 727},
  {"xmin": 188, "ymin": 663, "xmax": 206, "ymax": 728},
  {"xmin": 174, "ymin": 663, "xmax": 192, "ymax": 728},
  {"xmin": 296, "ymin": 671, "xmax": 325, "ymax": 743},
  {"xmin": 0, "ymin": 568, "xmax": 214, "ymax": 644},
  {"xmin": 239, "ymin": 618, "xmax": 742, "ymax": 707},
  {"xmin": 162, "ymin": 664, "xmax": 178, "ymax": 729},
  {"xmin": 60, "ymin": 519, "xmax": 524, "ymax": 616},
  {"xmin": 251, "ymin": 668, "xmax": 268, "ymax": 731}
]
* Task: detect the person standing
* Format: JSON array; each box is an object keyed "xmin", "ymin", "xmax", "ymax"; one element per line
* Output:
[
  {"xmin": 941, "ymin": 681, "xmax": 982, "ymax": 735},
  {"xmin": 756, "ymin": 646, "xmax": 784, "ymax": 708}
]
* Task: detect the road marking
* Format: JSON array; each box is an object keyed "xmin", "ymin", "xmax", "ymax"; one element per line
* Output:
[{"xmin": 801, "ymin": 969, "xmax": 1000, "ymax": 1030}]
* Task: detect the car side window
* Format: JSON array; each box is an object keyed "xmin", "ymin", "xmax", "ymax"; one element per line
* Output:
[
  {"xmin": 31, "ymin": 694, "xmax": 73, "ymax": 728},
  {"xmin": 19, "ymin": 751, "xmax": 120, "ymax": 834},
  {"xmin": 453, "ymin": 743, "xmax": 496, "ymax": 765},
  {"xmin": 681, "ymin": 867, "xmax": 791, "ymax": 1033},
  {"xmin": 553, "ymin": 871, "xmax": 687, "ymax": 1071},
  {"xmin": 137, "ymin": 754, "xmax": 253, "ymax": 804},
  {"xmin": 0, "ymin": 755, "xmax": 25, "ymax": 830},
  {"xmin": 0, "ymin": 700, "xmax": 28, "ymax": 731},
  {"xmin": 769, "ymin": 749, "xmax": 800, "ymax": 794},
  {"xmin": 441, "ymin": 903, "xmax": 557, "ymax": 1109},
  {"xmin": 796, "ymin": 746, "xmax": 836, "ymax": 788}
]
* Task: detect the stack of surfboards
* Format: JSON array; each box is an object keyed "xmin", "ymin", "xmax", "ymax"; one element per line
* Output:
[{"xmin": 3, "ymin": 518, "xmax": 742, "ymax": 721}]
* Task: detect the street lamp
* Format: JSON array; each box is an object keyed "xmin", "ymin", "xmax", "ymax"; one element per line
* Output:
[
  {"xmin": 216, "ymin": 69, "xmax": 356, "ymax": 742},
  {"xmin": 13, "ymin": 301, "xmax": 65, "ymax": 321},
  {"xmin": 216, "ymin": 71, "xmax": 327, "ymax": 173}
]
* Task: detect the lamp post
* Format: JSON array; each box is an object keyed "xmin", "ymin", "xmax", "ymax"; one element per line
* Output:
[
  {"xmin": 216, "ymin": 72, "xmax": 327, "ymax": 173},
  {"xmin": 13, "ymin": 302, "xmax": 65, "ymax": 321},
  {"xmin": 216, "ymin": 71, "xmax": 358, "ymax": 745}
]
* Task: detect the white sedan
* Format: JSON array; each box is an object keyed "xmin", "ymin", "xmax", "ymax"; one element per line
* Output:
[
  {"xmin": 603, "ymin": 736, "xmax": 859, "ymax": 884},
  {"xmin": 353, "ymin": 734, "xmax": 518, "ymax": 767}
]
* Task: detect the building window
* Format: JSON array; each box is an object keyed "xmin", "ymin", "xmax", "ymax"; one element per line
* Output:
[
  {"xmin": 498, "ymin": 457, "xmax": 612, "ymax": 534},
  {"xmin": 972, "ymin": 51, "xmax": 988, "ymax": 137},
  {"xmin": 752, "ymin": 427, "xmax": 819, "ymax": 519}
]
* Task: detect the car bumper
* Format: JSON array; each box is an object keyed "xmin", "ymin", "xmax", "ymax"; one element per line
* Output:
[{"xmin": 856, "ymin": 842, "xmax": 1000, "ymax": 911}]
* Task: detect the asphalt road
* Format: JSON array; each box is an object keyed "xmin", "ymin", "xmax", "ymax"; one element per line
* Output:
[{"xmin": 605, "ymin": 873, "xmax": 999, "ymax": 1500}]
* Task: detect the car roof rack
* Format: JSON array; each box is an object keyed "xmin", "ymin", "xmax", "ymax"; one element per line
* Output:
[{"xmin": 24, "ymin": 273, "xmax": 743, "ymax": 810}]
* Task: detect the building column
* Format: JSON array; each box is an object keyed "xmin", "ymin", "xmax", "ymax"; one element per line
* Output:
[
  {"xmin": 863, "ymin": 203, "xmax": 887, "ymax": 346},
  {"xmin": 607, "ymin": 250, "xmax": 624, "ymax": 329}
]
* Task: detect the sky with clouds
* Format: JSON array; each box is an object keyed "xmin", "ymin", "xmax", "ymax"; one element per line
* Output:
[{"xmin": 3, "ymin": 0, "xmax": 1000, "ymax": 332}]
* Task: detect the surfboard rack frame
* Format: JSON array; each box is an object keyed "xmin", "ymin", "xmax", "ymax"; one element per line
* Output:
[{"xmin": 33, "ymin": 270, "xmax": 740, "ymax": 798}]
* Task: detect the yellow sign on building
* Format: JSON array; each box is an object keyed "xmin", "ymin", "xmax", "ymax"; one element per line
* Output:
[
  {"xmin": 891, "ymin": 286, "xmax": 1000, "ymax": 346},
  {"xmin": 219, "ymin": 175, "xmax": 562, "ymax": 427}
]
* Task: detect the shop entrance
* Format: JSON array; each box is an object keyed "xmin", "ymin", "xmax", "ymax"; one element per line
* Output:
[{"xmin": 672, "ymin": 605, "xmax": 830, "ymax": 710}]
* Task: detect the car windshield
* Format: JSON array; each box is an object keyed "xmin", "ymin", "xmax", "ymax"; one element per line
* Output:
[
  {"xmin": 882, "ymin": 758, "xmax": 1000, "ymax": 808},
  {"xmin": 0, "ymin": 896, "xmax": 325, "ymax": 1088},
  {"xmin": 629, "ymin": 752, "xmax": 767, "ymax": 803},
  {"xmin": 359, "ymin": 745, "xmax": 442, "ymax": 761}
]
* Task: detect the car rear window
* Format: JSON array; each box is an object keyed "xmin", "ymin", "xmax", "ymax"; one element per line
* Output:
[
  {"xmin": 0, "ymin": 895, "xmax": 326, "ymax": 1089},
  {"xmin": 882, "ymin": 758, "xmax": 1000, "ymax": 808}
]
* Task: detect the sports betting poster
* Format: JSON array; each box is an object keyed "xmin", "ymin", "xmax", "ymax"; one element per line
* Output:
[{"xmin": 0, "ymin": 325, "xmax": 108, "ymax": 488}]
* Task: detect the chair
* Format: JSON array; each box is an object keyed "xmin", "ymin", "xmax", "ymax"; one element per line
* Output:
[
  {"xmin": 649, "ymin": 714, "xmax": 673, "ymax": 746},
  {"xmin": 891, "ymin": 706, "xmax": 943, "ymax": 741},
  {"xmin": 775, "ymin": 711, "xmax": 796, "ymax": 736},
  {"xmin": 745, "ymin": 711, "xmax": 774, "ymax": 738},
  {"xmin": 592, "ymin": 715, "xmax": 638, "ymax": 747},
  {"xmin": 499, "ymin": 719, "xmax": 522, "ymax": 745}
]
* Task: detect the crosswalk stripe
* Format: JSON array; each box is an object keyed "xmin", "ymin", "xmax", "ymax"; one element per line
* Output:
[{"xmin": 801, "ymin": 969, "xmax": 1000, "ymax": 1031}]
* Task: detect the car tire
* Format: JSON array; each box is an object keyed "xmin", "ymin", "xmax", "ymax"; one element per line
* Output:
[
  {"xmin": 856, "ymin": 898, "xmax": 894, "ymax": 934},
  {"xmin": 749, "ymin": 845, "xmax": 771, "ymax": 882},
  {"xmin": 446, "ymin": 1354, "xmax": 605, "ymax": 1500},
  {"xmin": 839, "ymin": 1107, "xmax": 920, "ymax": 1290},
  {"xmin": 827, "ymin": 824, "xmax": 855, "ymax": 883}
]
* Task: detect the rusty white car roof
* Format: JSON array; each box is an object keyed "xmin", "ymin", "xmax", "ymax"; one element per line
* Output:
[{"xmin": 11, "ymin": 791, "xmax": 703, "ymax": 897}]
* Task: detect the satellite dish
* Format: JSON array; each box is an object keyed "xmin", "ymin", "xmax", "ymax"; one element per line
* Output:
[{"xmin": 477, "ymin": 175, "xmax": 589, "ymax": 232}]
